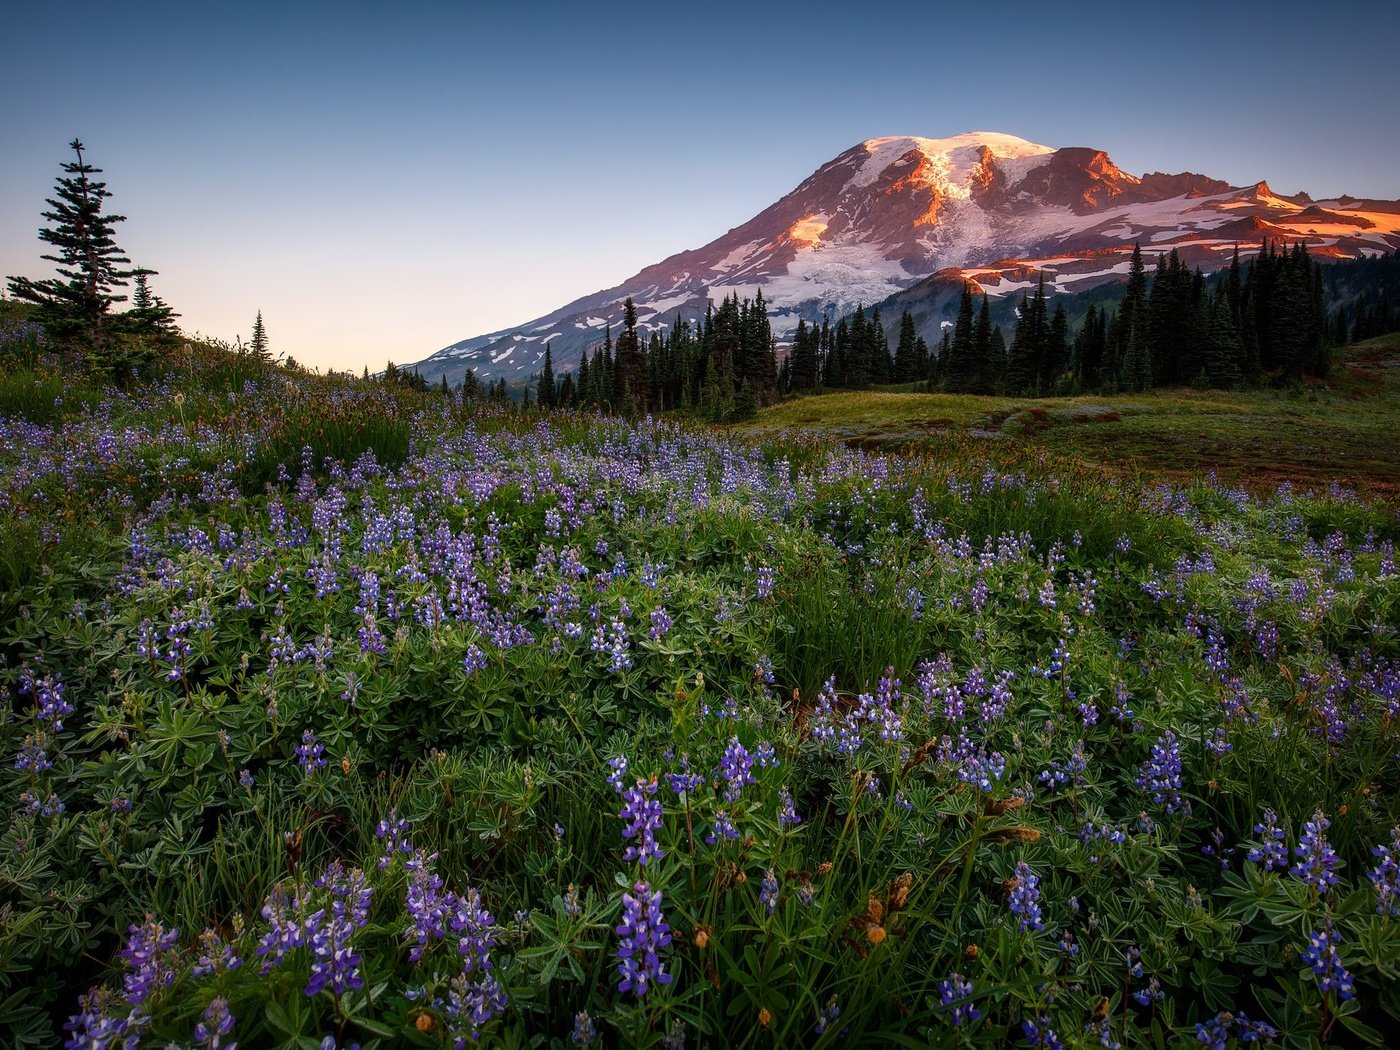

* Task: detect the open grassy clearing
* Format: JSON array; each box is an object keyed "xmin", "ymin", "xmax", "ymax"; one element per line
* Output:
[{"xmin": 738, "ymin": 336, "xmax": 1400, "ymax": 495}]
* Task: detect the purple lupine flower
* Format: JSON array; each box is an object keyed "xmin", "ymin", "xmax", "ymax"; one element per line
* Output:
[
  {"xmin": 256, "ymin": 885, "xmax": 305, "ymax": 971},
  {"xmin": 22, "ymin": 670, "xmax": 73, "ymax": 730},
  {"xmin": 1132, "ymin": 977, "xmax": 1163, "ymax": 1006},
  {"xmin": 1022, "ymin": 1017, "xmax": 1063, "ymax": 1048},
  {"xmin": 1247, "ymin": 808, "xmax": 1288, "ymax": 870},
  {"xmin": 961, "ymin": 750, "xmax": 1007, "ymax": 792},
  {"xmin": 1085, "ymin": 1019, "xmax": 1121, "ymax": 1049},
  {"xmin": 665, "ymin": 753, "xmax": 704, "ymax": 796},
  {"xmin": 64, "ymin": 986, "xmax": 147, "ymax": 1050},
  {"xmin": 191, "ymin": 929, "xmax": 242, "ymax": 978},
  {"xmin": 451, "ymin": 886, "xmax": 499, "ymax": 974},
  {"xmin": 754, "ymin": 655, "xmax": 775, "ymax": 686},
  {"xmin": 661, "ymin": 1017, "xmax": 687, "ymax": 1049},
  {"xmin": 428, "ymin": 971, "xmax": 507, "ymax": 1044},
  {"xmin": 295, "ymin": 729, "xmax": 327, "ymax": 776},
  {"xmin": 1369, "ymin": 826, "xmax": 1400, "ymax": 916},
  {"xmin": 1301, "ymin": 922, "xmax": 1355, "ymax": 1001},
  {"xmin": 778, "ymin": 788, "xmax": 801, "ymax": 826},
  {"xmin": 193, "ymin": 997, "xmax": 235, "ymax": 1049},
  {"xmin": 1135, "ymin": 730, "xmax": 1189, "ymax": 815},
  {"xmin": 717, "ymin": 737, "xmax": 757, "ymax": 801},
  {"xmin": 1008, "ymin": 861, "xmax": 1044, "ymax": 932},
  {"xmin": 814, "ymin": 995, "xmax": 841, "ymax": 1036},
  {"xmin": 755, "ymin": 566, "xmax": 775, "ymax": 600},
  {"xmin": 1200, "ymin": 827, "xmax": 1235, "ymax": 871},
  {"xmin": 706, "ymin": 809, "xmax": 739, "ymax": 844},
  {"xmin": 606, "ymin": 754, "xmax": 629, "ymax": 793},
  {"xmin": 120, "ymin": 917, "xmax": 179, "ymax": 1005},
  {"xmin": 649, "ymin": 606, "xmax": 673, "ymax": 640},
  {"xmin": 1292, "ymin": 810, "xmax": 1340, "ymax": 893},
  {"xmin": 304, "ymin": 862, "xmax": 373, "ymax": 998},
  {"xmin": 1196, "ymin": 1009, "xmax": 1278, "ymax": 1047},
  {"xmin": 938, "ymin": 974, "xmax": 982, "ymax": 1026},
  {"xmin": 15, "ymin": 735, "xmax": 52, "ymax": 773},
  {"xmin": 615, "ymin": 880, "xmax": 673, "ymax": 998},
  {"xmin": 619, "ymin": 778, "xmax": 665, "ymax": 867},
  {"xmin": 404, "ymin": 851, "xmax": 453, "ymax": 961},
  {"xmin": 462, "ymin": 642, "xmax": 488, "ymax": 674},
  {"xmin": 759, "ymin": 869, "xmax": 780, "ymax": 915},
  {"xmin": 374, "ymin": 810, "xmax": 414, "ymax": 868},
  {"xmin": 571, "ymin": 1011, "xmax": 597, "ymax": 1045}
]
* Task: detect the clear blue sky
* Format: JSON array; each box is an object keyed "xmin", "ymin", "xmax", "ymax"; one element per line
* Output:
[{"xmin": 3, "ymin": 0, "xmax": 1397, "ymax": 372}]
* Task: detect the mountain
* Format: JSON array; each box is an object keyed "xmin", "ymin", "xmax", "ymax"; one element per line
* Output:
[{"xmin": 413, "ymin": 132, "xmax": 1400, "ymax": 385}]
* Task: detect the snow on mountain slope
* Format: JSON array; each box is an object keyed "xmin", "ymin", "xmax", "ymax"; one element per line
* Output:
[{"xmin": 412, "ymin": 133, "xmax": 1400, "ymax": 385}]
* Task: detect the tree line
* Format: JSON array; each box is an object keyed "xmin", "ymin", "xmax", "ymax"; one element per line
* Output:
[
  {"xmin": 520, "ymin": 292, "xmax": 779, "ymax": 420},
  {"xmin": 782, "ymin": 240, "xmax": 1337, "ymax": 399}
]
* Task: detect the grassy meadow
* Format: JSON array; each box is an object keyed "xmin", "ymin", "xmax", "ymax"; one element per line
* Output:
[
  {"xmin": 1, "ymin": 328, "xmax": 1399, "ymax": 1048},
  {"xmin": 740, "ymin": 335, "xmax": 1400, "ymax": 494}
]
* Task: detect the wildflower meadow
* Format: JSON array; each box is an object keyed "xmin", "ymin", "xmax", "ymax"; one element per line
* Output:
[{"xmin": 2, "ymin": 344, "xmax": 1398, "ymax": 1048}]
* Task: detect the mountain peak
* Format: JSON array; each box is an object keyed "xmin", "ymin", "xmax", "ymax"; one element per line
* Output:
[
  {"xmin": 859, "ymin": 131, "xmax": 1054, "ymax": 158},
  {"xmin": 413, "ymin": 134, "xmax": 1400, "ymax": 385}
]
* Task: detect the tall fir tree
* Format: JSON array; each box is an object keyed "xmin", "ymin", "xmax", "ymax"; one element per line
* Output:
[
  {"xmin": 7, "ymin": 139, "xmax": 144, "ymax": 373},
  {"xmin": 1006, "ymin": 295, "xmax": 1037, "ymax": 395},
  {"xmin": 1117, "ymin": 243, "xmax": 1149, "ymax": 371},
  {"xmin": 893, "ymin": 310, "xmax": 918, "ymax": 382},
  {"xmin": 126, "ymin": 270, "xmax": 180, "ymax": 350},
  {"xmin": 945, "ymin": 285, "xmax": 977, "ymax": 392},
  {"xmin": 538, "ymin": 342, "xmax": 556, "ymax": 408},
  {"xmin": 971, "ymin": 295, "xmax": 994, "ymax": 395},
  {"xmin": 576, "ymin": 348, "xmax": 591, "ymax": 405},
  {"xmin": 1204, "ymin": 293, "xmax": 1242, "ymax": 388},
  {"xmin": 250, "ymin": 310, "xmax": 271, "ymax": 361},
  {"xmin": 1121, "ymin": 322, "xmax": 1152, "ymax": 392}
]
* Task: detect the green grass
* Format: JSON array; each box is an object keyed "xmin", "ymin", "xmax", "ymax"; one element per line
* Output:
[{"xmin": 741, "ymin": 337, "xmax": 1400, "ymax": 494}]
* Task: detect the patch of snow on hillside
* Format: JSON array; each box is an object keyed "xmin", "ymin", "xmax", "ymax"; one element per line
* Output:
[{"xmin": 713, "ymin": 240, "xmax": 765, "ymax": 272}]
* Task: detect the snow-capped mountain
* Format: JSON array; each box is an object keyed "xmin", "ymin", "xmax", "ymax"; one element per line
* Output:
[{"xmin": 414, "ymin": 132, "xmax": 1400, "ymax": 384}]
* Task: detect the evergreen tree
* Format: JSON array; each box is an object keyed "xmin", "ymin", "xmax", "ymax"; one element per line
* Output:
[
  {"xmin": 893, "ymin": 310, "xmax": 918, "ymax": 382},
  {"xmin": 971, "ymin": 296, "xmax": 993, "ymax": 395},
  {"xmin": 538, "ymin": 342, "xmax": 557, "ymax": 408},
  {"xmin": 250, "ymin": 310, "xmax": 271, "ymax": 361},
  {"xmin": 1204, "ymin": 294, "xmax": 1242, "ymax": 388},
  {"xmin": 989, "ymin": 326, "xmax": 1007, "ymax": 385},
  {"xmin": 1122, "ymin": 323, "xmax": 1152, "ymax": 392},
  {"xmin": 1006, "ymin": 295, "xmax": 1037, "ymax": 395},
  {"xmin": 848, "ymin": 306, "xmax": 872, "ymax": 388},
  {"xmin": 1045, "ymin": 302, "xmax": 1069, "ymax": 391},
  {"xmin": 1117, "ymin": 243, "xmax": 1149, "ymax": 366},
  {"xmin": 945, "ymin": 285, "xmax": 977, "ymax": 392},
  {"xmin": 613, "ymin": 300, "xmax": 648, "ymax": 413},
  {"xmin": 125, "ymin": 269, "xmax": 180, "ymax": 351},
  {"xmin": 818, "ymin": 316, "xmax": 831, "ymax": 389},
  {"xmin": 871, "ymin": 308, "xmax": 891, "ymax": 383},
  {"xmin": 1026, "ymin": 276, "xmax": 1049, "ymax": 393},
  {"xmin": 7, "ymin": 139, "xmax": 143, "ymax": 373},
  {"xmin": 789, "ymin": 318, "xmax": 818, "ymax": 390},
  {"xmin": 576, "ymin": 348, "xmax": 590, "ymax": 406}
]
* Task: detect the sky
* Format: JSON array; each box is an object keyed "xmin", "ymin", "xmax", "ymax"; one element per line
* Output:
[{"xmin": 3, "ymin": 0, "xmax": 1398, "ymax": 374}]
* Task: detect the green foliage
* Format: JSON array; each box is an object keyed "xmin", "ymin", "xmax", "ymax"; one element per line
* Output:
[{"xmin": 2, "ymin": 353, "xmax": 1399, "ymax": 1046}]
